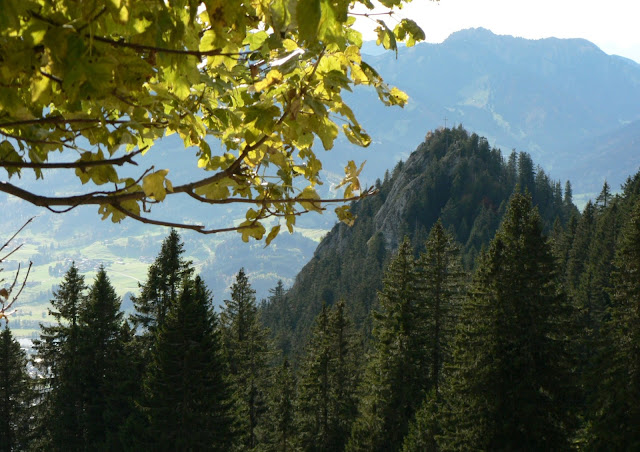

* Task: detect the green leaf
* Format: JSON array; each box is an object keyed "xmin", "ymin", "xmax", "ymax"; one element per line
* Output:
[
  {"xmin": 299, "ymin": 186, "xmax": 322, "ymax": 212},
  {"xmin": 239, "ymin": 220, "xmax": 266, "ymax": 242},
  {"xmin": 336, "ymin": 160, "xmax": 365, "ymax": 198},
  {"xmin": 195, "ymin": 179, "xmax": 232, "ymax": 200},
  {"xmin": 375, "ymin": 20, "xmax": 397, "ymax": 55},
  {"xmin": 265, "ymin": 224, "xmax": 281, "ymax": 246},
  {"xmin": 394, "ymin": 19, "xmax": 425, "ymax": 47},
  {"xmin": 296, "ymin": 0, "xmax": 321, "ymax": 44},
  {"xmin": 343, "ymin": 123, "xmax": 371, "ymax": 147},
  {"xmin": 246, "ymin": 31, "xmax": 269, "ymax": 51},
  {"xmin": 142, "ymin": 169, "xmax": 170, "ymax": 201},
  {"xmin": 0, "ymin": 140, "xmax": 21, "ymax": 177},
  {"xmin": 335, "ymin": 205, "xmax": 355, "ymax": 226}
]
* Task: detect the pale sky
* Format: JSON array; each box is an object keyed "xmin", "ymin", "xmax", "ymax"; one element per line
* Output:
[{"xmin": 354, "ymin": 0, "xmax": 640, "ymax": 64}]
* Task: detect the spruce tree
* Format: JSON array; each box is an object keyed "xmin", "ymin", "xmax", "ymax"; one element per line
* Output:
[
  {"xmin": 595, "ymin": 180, "xmax": 612, "ymax": 212},
  {"xmin": 417, "ymin": 220, "xmax": 465, "ymax": 396},
  {"xmin": 130, "ymin": 229, "xmax": 192, "ymax": 336},
  {"xmin": 566, "ymin": 201, "xmax": 597, "ymax": 296},
  {"xmin": 0, "ymin": 327, "xmax": 34, "ymax": 452},
  {"xmin": 261, "ymin": 280, "xmax": 294, "ymax": 356},
  {"xmin": 297, "ymin": 304, "xmax": 333, "ymax": 451},
  {"xmin": 34, "ymin": 264, "xmax": 87, "ymax": 451},
  {"xmin": 440, "ymin": 193, "xmax": 574, "ymax": 450},
  {"xmin": 588, "ymin": 199, "xmax": 640, "ymax": 449},
  {"xmin": 264, "ymin": 359, "xmax": 296, "ymax": 452},
  {"xmin": 78, "ymin": 266, "xmax": 132, "ymax": 450},
  {"xmin": 221, "ymin": 268, "xmax": 273, "ymax": 451},
  {"xmin": 144, "ymin": 276, "xmax": 233, "ymax": 451},
  {"xmin": 401, "ymin": 221, "xmax": 466, "ymax": 450},
  {"xmin": 296, "ymin": 301, "xmax": 360, "ymax": 452},
  {"xmin": 564, "ymin": 180, "xmax": 573, "ymax": 208},
  {"xmin": 348, "ymin": 237, "xmax": 426, "ymax": 452}
]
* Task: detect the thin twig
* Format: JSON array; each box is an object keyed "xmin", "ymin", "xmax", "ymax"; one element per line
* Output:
[{"xmin": 0, "ymin": 217, "xmax": 35, "ymax": 255}]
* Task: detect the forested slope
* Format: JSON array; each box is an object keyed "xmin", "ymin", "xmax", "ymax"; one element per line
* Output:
[
  {"xmin": 261, "ymin": 127, "xmax": 578, "ymax": 354},
  {"xmin": 4, "ymin": 146, "xmax": 640, "ymax": 449}
]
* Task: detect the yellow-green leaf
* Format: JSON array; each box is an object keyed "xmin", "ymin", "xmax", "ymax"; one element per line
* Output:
[
  {"xmin": 265, "ymin": 224, "xmax": 281, "ymax": 246},
  {"xmin": 335, "ymin": 205, "xmax": 356, "ymax": 226},
  {"xmin": 299, "ymin": 186, "xmax": 322, "ymax": 212},
  {"xmin": 296, "ymin": 0, "xmax": 321, "ymax": 44},
  {"xmin": 142, "ymin": 169, "xmax": 170, "ymax": 201}
]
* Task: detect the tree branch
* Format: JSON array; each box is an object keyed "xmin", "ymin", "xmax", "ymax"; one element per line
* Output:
[
  {"xmin": 0, "ymin": 117, "xmax": 167, "ymax": 129},
  {"xmin": 184, "ymin": 187, "xmax": 376, "ymax": 205},
  {"xmin": 0, "ymin": 217, "xmax": 35, "ymax": 256},
  {"xmin": 112, "ymin": 204, "xmax": 259, "ymax": 235},
  {"xmin": 89, "ymin": 34, "xmax": 257, "ymax": 58},
  {"xmin": 0, "ymin": 147, "xmax": 145, "ymax": 169}
]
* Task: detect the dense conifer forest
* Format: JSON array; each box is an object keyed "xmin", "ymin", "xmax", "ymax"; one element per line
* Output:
[{"xmin": 2, "ymin": 128, "xmax": 640, "ymax": 450}]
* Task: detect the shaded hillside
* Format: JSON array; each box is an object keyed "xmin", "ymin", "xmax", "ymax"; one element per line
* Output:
[{"xmin": 262, "ymin": 127, "xmax": 577, "ymax": 354}]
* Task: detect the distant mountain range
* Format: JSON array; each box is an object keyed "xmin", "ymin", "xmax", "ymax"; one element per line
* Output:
[
  {"xmin": 335, "ymin": 28, "xmax": 640, "ymax": 195},
  {"xmin": 3, "ymin": 28, "xmax": 640, "ymax": 308}
]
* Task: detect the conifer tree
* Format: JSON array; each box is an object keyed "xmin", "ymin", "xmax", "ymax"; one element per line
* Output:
[
  {"xmin": 401, "ymin": 395, "xmax": 440, "ymax": 452},
  {"xmin": 144, "ymin": 276, "xmax": 233, "ymax": 451},
  {"xmin": 401, "ymin": 221, "xmax": 466, "ymax": 450},
  {"xmin": 296, "ymin": 301, "xmax": 360, "ymax": 452},
  {"xmin": 417, "ymin": 220, "xmax": 465, "ymax": 396},
  {"xmin": 78, "ymin": 266, "xmax": 132, "ymax": 450},
  {"xmin": 264, "ymin": 359, "xmax": 296, "ymax": 452},
  {"xmin": 261, "ymin": 280, "xmax": 294, "ymax": 356},
  {"xmin": 130, "ymin": 229, "xmax": 192, "ymax": 336},
  {"xmin": 34, "ymin": 264, "xmax": 87, "ymax": 451},
  {"xmin": 566, "ymin": 201, "xmax": 597, "ymax": 296},
  {"xmin": 564, "ymin": 180, "xmax": 573, "ymax": 208},
  {"xmin": 126, "ymin": 229, "xmax": 195, "ymax": 446},
  {"xmin": 595, "ymin": 180, "xmax": 612, "ymax": 212},
  {"xmin": 221, "ymin": 268, "xmax": 273, "ymax": 450},
  {"xmin": 440, "ymin": 193, "xmax": 574, "ymax": 450},
  {"xmin": 0, "ymin": 327, "xmax": 34, "ymax": 452},
  {"xmin": 348, "ymin": 237, "xmax": 426, "ymax": 452},
  {"xmin": 588, "ymin": 199, "xmax": 640, "ymax": 449},
  {"xmin": 517, "ymin": 152, "xmax": 536, "ymax": 195}
]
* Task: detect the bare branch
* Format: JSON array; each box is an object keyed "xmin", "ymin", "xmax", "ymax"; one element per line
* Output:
[
  {"xmin": 112, "ymin": 204, "xmax": 260, "ymax": 235},
  {"xmin": 0, "ymin": 218, "xmax": 34, "ymax": 320},
  {"xmin": 39, "ymin": 69, "xmax": 63, "ymax": 84},
  {"xmin": 1, "ymin": 261, "xmax": 32, "ymax": 319},
  {"xmin": 0, "ymin": 217, "xmax": 35, "ymax": 255},
  {"xmin": 0, "ymin": 243, "xmax": 24, "ymax": 263}
]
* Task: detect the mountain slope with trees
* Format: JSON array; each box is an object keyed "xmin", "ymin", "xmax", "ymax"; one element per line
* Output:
[
  {"xmin": 263, "ymin": 127, "xmax": 577, "ymax": 351},
  {"xmin": 4, "ymin": 156, "xmax": 640, "ymax": 448}
]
